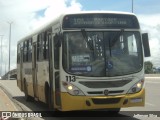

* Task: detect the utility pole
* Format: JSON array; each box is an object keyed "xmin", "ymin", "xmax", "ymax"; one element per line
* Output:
[
  {"xmin": 0, "ymin": 35, "xmax": 3, "ymax": 77},
  {"xmin": 8, "ymin": 22, "xmax": 13, "ymax": 80},
  {"xmin": 132, "ymin": 0, "xmax": 134, "ymax": 13},
  {"xmin": 5, "ymin": 62, "xmax": 6, "ymax": 75}
]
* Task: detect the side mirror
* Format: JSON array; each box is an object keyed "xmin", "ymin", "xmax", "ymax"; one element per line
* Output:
[
  {"xmin": 54, "ymin": 34, "xmax": 62, "ymax": 47},
  {"xmin": 142, "ymin": 33, "xmax": 151, "ymax": 57}
]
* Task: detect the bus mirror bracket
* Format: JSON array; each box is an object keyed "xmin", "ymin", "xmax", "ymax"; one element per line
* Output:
[{"xmin": 142, "ymin": 33, "xmax": 151, "ymax": 57}]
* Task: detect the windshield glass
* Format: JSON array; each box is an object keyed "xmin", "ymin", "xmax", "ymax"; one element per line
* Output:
[{"xmin": 63, "ymin": 31, "xmax": 143, "ymax": 77}]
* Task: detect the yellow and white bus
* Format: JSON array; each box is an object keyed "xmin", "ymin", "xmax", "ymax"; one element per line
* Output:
[{"xmin": 17, "ymin": 11, "xmax": 150, "ymax": 112}]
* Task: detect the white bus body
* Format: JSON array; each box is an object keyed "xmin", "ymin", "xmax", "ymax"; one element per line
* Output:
[{"xmin": 17, "ymin": 11, "xmax": 150, "ymax": 112}]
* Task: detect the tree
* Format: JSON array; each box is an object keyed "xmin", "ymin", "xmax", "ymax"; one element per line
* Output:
[{"xmin": 144, "ymin": 61, "xmax": 153, "ymax": 74}]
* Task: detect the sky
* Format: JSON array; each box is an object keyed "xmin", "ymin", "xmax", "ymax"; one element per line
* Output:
[{"xmin": 0, "ymin": 0, "xmax": 160, "ymax": 75}]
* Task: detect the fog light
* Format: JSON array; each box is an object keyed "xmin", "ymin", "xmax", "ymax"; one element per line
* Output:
[
  {"xmin": 86, "ymin": 100, "xmax": 91, "ymax": 106},
  {"xmin": 123, "ymin": 99, "xmax": 128, "ymax": 105}
]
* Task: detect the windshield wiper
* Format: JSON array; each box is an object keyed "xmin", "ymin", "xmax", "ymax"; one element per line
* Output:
[
  {"xmin": 109, "ymin": 29, "xmax": 124, "ymax": 56},
  {"xmin": 110, "ymin": 29, "xmax": 124, "ymax": 47},
  {"xmin": 81, "ymin": 29, "xmax": 94, "ymax": 50}
]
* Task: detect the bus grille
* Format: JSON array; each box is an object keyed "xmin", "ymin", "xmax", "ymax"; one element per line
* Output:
[
  {"xmin": 92, "ymin": 98, "xmax": 121, "ymax": 105},
  {"xmin": 79, "ymin": 80, "xmax": 131, "ymax": 88},
  {"xmin": 87, "ymin": 90, "xmax": 124, "ymax": 95}
]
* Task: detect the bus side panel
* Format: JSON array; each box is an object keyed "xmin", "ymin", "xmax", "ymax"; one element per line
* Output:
[
  {"xmin": 17, "ymin": 48, "xmax": 24, "ymax": 92},
  {"xmin": 24, "ymin": 62, "xmax": 34, "ymax": 97},
  {"xmin": 17, "ymin": 63, "xmax": 22, "ymax": 91},
  {"xmin": 37, "ymin": 61, "xmax": 49, "ymax": 103}
]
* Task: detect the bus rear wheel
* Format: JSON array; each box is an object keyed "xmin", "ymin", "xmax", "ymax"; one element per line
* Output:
[{"xmin": 45, "ymin": 83, "xmax": 52, "ymax": 110}]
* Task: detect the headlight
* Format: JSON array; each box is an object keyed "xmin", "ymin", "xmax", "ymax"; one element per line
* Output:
[
  {"xmin": 62, "ymin": 81, "xmax": 85, "ymax": 96},
  {"xmin": 127, "ymin": 79, "xmax": 144, "ymax": 94}
]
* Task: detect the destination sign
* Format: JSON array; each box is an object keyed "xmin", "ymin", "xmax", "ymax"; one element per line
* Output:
[{"xmin": 63, "ymin": 14, "xmax": 140, "ymax": 29}]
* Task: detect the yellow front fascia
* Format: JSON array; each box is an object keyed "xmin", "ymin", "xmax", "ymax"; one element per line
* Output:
[{"xmin": 59, "ymin": 88, "xmax": 145, "ymax": 111}]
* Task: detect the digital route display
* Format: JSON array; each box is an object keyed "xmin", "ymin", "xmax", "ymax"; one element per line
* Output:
[{"xmin": 63, "ymin": 13, "xmax": 140, "ymax": 29}]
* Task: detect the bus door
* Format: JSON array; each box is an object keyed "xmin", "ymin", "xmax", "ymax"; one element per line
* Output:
[
  {"xmin": 32, "ymin": 42, "xmax": 38, "ymax": 100},
  {"xmin": 20, "ymin": 48, "xmax": 24, "ymax": 91},
  {"xmin": 48, "ymin": 33, "xmax": 54, "ymax": 108},
  {"xmin": 53, "ymin": 34, "xmax": 61, "ymax": 108},
  {"xmin": 48, "ymin": 33, "xmax": 61, "ymax": 109}
]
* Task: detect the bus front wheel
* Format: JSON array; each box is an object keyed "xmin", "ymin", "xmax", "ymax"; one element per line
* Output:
[{"xmin": 45, "ymin": 83, "xmax": 52, "ymax": 109}]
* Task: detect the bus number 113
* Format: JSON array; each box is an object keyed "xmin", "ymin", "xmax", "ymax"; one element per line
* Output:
[{"xmin": 66, "ymin": 76, "xmax": 76, "ymax": 82}]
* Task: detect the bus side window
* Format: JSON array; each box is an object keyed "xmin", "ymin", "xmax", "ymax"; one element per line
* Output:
[
  {"xmin": 37, "ymin": 35, "xmax": 40, "ymax": 61},
  {"xmin": 44, "ymin": 29, "xmax": 52, "ymax": 60},
  {"xmin": 17, "ymin": 44, "xmax": 21, "ymax": 64},
  {"xmin": 43, "ymin": 32, "xmax": 48, "ymax": 60},
  {"xmin": 37, "ymin": 34, "xmax": 43, "ymax": 61},
  {"xmin": 23, "ymin": 40, "xmax": 28, "ymax": 62},
  {"xmin": 28, "ymin": 39, "xmax": 32, "ymax": 62},
  {"xmin": 54, "ymin": 34, "xmax": 60, "ymax": 69}
]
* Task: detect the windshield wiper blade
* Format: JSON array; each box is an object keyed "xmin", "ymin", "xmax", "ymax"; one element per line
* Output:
[
  {"xmin": 81, "ymin": 29, "xmax": 94, "ymax": 50},
  {"xmin": 109, "ymin": 29, "xmax": 124, "ymax": 56},
  {"xmin": 110, "ymin": 29, "xmax": 124, "ymax": 47}
]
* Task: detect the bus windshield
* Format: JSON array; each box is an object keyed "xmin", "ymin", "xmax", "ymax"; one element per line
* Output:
[{"xmin": 63, "ymin": 31, "xmax": 143, "ymax": 77}]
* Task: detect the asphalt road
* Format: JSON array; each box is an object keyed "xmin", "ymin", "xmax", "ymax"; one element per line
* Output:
[{"xmin": 0, "ymin": 77, "xmax": 160, "ymax": 120}]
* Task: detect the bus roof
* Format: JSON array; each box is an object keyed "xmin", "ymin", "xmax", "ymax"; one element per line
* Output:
[
  {"xmin": 62, "ymin": 10, "xmax": 135, "ymax": 15},
  {"xmin": 17, "ymin": 11, "xmax": 137, "ymax": 44}
]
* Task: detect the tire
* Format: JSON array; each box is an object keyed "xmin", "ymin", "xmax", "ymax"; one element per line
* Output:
[{"xmin": 45, "ymin": 83, "xmax": 52, "ymax": 109}]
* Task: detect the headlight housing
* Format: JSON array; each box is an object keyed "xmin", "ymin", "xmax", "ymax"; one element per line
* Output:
[
  {"xmin": 62, "ymin": 81, "xmax": 85, "ymax": 96},
  {"xmin": 127, "ymin": 79, "xmax": 144, "ymax": 94}
]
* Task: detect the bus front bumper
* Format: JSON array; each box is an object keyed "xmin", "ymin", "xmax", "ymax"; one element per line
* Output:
[{"xmin": 60, "ymin": 88, "xmax": 145, "ymax": 111}]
